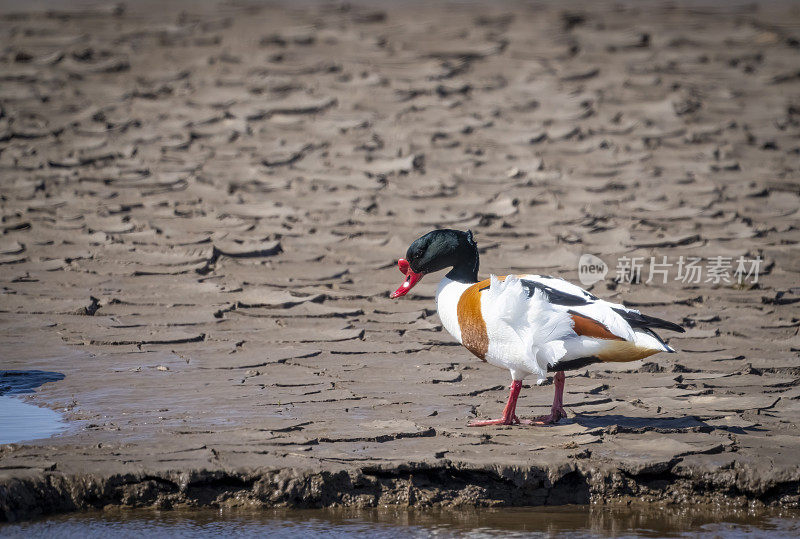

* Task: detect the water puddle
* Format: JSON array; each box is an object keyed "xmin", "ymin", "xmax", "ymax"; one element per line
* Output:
[
  {"xmin": 0, "ymin": 396, "xmax": 65, "ymax": 445},
  {"xmin": 0, "ymin": 370, "xmax": 66, "ymax": 445},
  {"xmin": 2, "ymin": 506, "xmax": 799, "ymax": 538}
]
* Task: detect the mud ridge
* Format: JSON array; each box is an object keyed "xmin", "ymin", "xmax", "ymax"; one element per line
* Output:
[{"xmin": 4, "ymin": 460, "xmax": 800, "ymax": 522}]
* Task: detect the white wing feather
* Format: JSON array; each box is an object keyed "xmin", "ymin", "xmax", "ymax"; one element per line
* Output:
[
  {"xmin": 483, "ymin": 275, "xmax": 575, "ymax": 381},
  {"xmin": 519, "ymin": 274, "xmax": 637, "ymax": 341}
]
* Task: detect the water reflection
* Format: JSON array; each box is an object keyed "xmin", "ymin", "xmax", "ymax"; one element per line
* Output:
[
  {"xmin": 0, "ymin": 396, "xmax": 65, "ymax": 445},
  {"xmin": 3, "ymin": 505, "xmax": 799, "ymax": 538},
  {"xmin": 0, "ymin": 370, "xmax": 66, "ymax": 444},
  {"xmin": 0, "ymin": 370, "xmax": 65, "ymax": 395}
]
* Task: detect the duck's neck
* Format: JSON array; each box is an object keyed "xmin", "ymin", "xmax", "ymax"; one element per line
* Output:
[
  {"xmin": 444, "ymin": 244, "xmax": 479, "ymax": 284},
  {"xmin": 436, "ymin": 277, "xmax": 471, "ymax": 343}
]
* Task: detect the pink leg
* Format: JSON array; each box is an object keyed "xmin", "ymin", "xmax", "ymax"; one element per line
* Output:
[
  {"xmin": 534, "ymin": 371, "xmax": 567, "ymax": 425},
  {"xmin": 469, "ymin": 380, "xmax": 532, "ymax": 426}
]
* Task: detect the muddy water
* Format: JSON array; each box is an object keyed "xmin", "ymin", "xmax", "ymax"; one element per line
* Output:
[{"xmin": 3, "ymin": 506, "xmax": 799, "ymax": 538}]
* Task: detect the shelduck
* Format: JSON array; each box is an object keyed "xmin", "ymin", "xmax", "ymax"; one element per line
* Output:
[{"xmin": 390, "ymin": 229, "xmax": 684, "ymax": 426}]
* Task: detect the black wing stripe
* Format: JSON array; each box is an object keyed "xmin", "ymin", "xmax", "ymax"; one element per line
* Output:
[
  {"xmin": 549, "ymin": 356, "xmax": 601, "ymax": 371},
  {"xmin": 477, "ymin": 279, "xmax": 591, "ymax": 306},
  {"xmin": 611, "ymin": 307, "xmax": 685, "ymax": 333},
  {"xmin": 643, "ymin": 327, "xmax": 675, "ymax": 352},
  {"xmin": 476, "ymin": 277, "xmax": 599, "ymax": 305},
  {"xmin": 519, "ymin": 279, "xmax": 590, "ymax": 306}
]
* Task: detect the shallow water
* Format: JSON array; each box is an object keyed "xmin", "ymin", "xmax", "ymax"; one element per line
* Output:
[
  {"xmin": 3, "ymin": 506, "xmax": 799, "ymax": 538},
  {"xmin": 0, "ymin": 369, "xmax": 67, "ymax": 445},
  {"xmin": 0, "ymin": 395, "xmax": 66, "ymax": 445}
]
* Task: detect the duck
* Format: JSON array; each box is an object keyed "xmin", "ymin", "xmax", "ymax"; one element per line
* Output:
[{"xmin": 389, "ymin": 229, "xmax": 684, "ymax": 426}]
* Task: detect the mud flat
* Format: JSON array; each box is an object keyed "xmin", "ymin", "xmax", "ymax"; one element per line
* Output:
[{"xmin": 1, "ymin": 0, "xmax": 799, "ymax": 522}]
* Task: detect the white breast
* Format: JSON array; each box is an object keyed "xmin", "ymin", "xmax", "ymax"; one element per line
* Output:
[
  {"xmin": 435, "ymin": 277, "xmax": 470, "ymax": 343},
  {"xmin": 480, "ymin": 279, "xmax": 537, "ymax": 380}
]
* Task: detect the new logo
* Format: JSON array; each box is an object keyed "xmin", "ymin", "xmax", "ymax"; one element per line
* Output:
[{"xmin": 578, "ymin": 254, "xmax": 608, "ymax": 286}]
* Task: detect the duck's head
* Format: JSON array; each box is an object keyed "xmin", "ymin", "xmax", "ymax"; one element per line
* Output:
[{"xmin": 390, "ymin": 229, "xmax": 479, "ymax": 298}]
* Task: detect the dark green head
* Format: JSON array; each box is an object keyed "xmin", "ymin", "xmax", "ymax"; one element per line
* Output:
[{"xmin": 390, "ymin": 229, "xmax": 479, "ymax": 298}]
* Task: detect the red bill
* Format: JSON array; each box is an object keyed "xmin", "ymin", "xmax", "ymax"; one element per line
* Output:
[{"xmin": 390, "ymin": 258, "xmax": 424, "ymax": 298}]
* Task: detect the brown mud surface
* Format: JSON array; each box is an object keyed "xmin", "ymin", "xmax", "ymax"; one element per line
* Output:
[{"xmin": 1, "ymin": 0, "xmax": 799, "ymax": 522}]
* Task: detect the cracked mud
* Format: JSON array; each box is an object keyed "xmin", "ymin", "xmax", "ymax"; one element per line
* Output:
[{"xmin": 1, "ymin": 0, "xmax": 799, "ymax": 522}]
